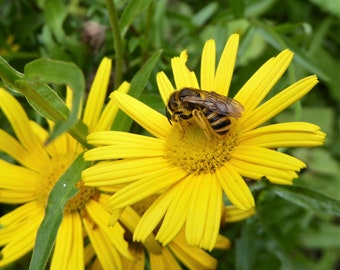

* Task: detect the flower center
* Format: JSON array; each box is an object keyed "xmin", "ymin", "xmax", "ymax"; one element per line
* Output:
[
  {"xmin": 36, "ymin": 155, "xmax": 98, "ymax": 214},
  {"xmin": 164, "ymin": 119, "xmax": 238, "ymax": 174}
]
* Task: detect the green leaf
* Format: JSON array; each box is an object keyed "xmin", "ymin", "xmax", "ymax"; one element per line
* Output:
[
  {"xmin": 120, "ymin": 0, "xmax": 154, "ymax": 36},
  {"xmin": 300, "ymin": 223, "xmax": 340, "ymax": 248},
  {"xmin": 44, "ymin": 0, "xmax": 67, "ymax": 42},
  {"xmin": 236, "ymin": 219, "xmax": 257, "ymax": 270},
  {"xmin": 0, "ymin": 56, "xmax": 24, "ymax": 90},
  {"xmin": 1, "ymin": 56, "xmax": 88, "ymax": 147},
  {"xmin": 230, "ymin": 0, "xmax": 244, "ymax": 18},
  {"xmin": 293, "ymin": 148, "xmax": 339, "ymax": 176},
  {"xmin": 309, "ymin": 0, "xmax": 340, "ymax": 18},
  {"xmin": 15, "ymin": 80, "xmax": 69, "ymax": 122},
  {"xmin": 111, "ymin": 49, "xmax": 162, "ymax": 132},
  {"xmin": 39, "ymin": 26, "xmax": 70, "ymax": 61},
  {"xmin": 257, "ymin": 204, "xmax": 295, "ymax": 269},
  {"xmin": 192, "ymin": 2, "xmax": 219, "ymax": 27},
  {"xmin": 244, "ymin": 0, "xmax": 276, "ymax": 17},
  {"xmin": 254, "ymin": 21, "xmax": 330, "ymax": 82},
  {"xmin": 270, "ymin": 185, "xmax": 340, "ymax": 216},
  {"xmin": 23, "ymin": 58, "xmax": 85, "ymax": 143},
  {"xmin": 281, "ymin": 37, "xmax": 330, "ymax": 82},
  {"xmin": 29, "ymin": 154, "xmax": 90, "ymax": 270}
]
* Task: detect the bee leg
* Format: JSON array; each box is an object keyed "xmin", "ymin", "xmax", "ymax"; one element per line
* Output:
[
  {"xmin": 192, "ymin": 109, "xmax": 213, "ymax": 141},
  {"xmin": 172, "ymin": 114, "xmax": 186, "ymax": 138},
  {"xmin": 177, "ymin": 122, "xmax": 185, "ymax": 138}
]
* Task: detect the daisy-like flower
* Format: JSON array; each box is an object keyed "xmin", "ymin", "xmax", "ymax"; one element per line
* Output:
[
  {"xmin": 0, "ymin": 58, "xmax": 133, "ymax": 269},
  {"xmin": 82, "ymin": 34, "xmax": 326, "ymax": 250},
  {"xmin": 114, "ymin": 194, "xmax": 233, "ymax": 270}
]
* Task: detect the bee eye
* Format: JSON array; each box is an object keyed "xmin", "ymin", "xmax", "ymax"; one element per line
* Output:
[{"xmin": 180, "ymin": 88, "xmax": 193, "ymax": 96}]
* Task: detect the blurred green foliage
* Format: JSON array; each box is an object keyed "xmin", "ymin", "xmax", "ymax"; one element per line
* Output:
[{"xmin": 0, "ymin": 0, "xmax": 339, "ymax": 269}]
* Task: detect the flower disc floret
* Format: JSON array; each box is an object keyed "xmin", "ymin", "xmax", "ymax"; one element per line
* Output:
[{"xmin": 164, "ymin": 119, "xmax": 238, "ymax": 174}]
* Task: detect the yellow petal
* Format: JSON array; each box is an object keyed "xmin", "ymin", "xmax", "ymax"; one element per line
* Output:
[
  {"xmin": 171, "ymin": 52, "xmax": 199, "ymax": 89},
  {"xmin": 201, "ymin": 173, "xmax": 222, "ymax": 250},
  {"xmin": 82, "ymin": 157, "xmax": 169, "ymax": 186},
  {"xmin": 235, "ymin": 49, "xmax": 293, "ymax": 116},
  {"xmin": 83, "ymin": 57, "xmax": 112, "ymax": 132},
  {"xmin": 0, "ymin": 190, "xmax": 36, "ymax": 204},
  {"xmin": 109, "ymin": 167, "xmax": 187, "ymax": 209},
  {"xmin": 119, "ymin": 206, "xmax": 162, "ymax": 254},
  {"xmin": 0, "ymin": 129, "xmax": 42, "ymax": 171},
  {"xmin": 0, "ymin": 88, "xmax": 50, "ymax": 166},
  {"xmin": 86, "ymin": 199, "xmax": 133, "ymax": 260},
  {"xmin": 156, "ymin": 175, "xmax": 194, "ymax": 245},
  {"xmin": 239, "ymin": 122, "xmax": 325, "ymax": 148},
  {"xmin": 93, "ymin": 81, "xmax": 130, "ymax": 132},
  {"xmin": 149, "ymin": 247, "xmax": 182, "ymax": 270},
  {"xmin": 229, "ymin": 157, "xmax": 298, "ymax": 185},
  {"xmin": 216, "ymin": 163, "xmax": 255, "ymax": 210},
  {"xmin": 214, "ymin": 234, "xmax": 231, "ymax": 249},
  {"xmin": 157, "ymin": 71, "xmax": 176, "ymax": 106},
  {"xmin": 232, "ymin": 145, "xmax": 306, "ymax": 171},
  {"xmin": 169, "ymin": 231, "xmax": 218, "ymax": 269},
  {"xmin": 31, "ymin": 120, "xmax": 76, "ymax": 157},
  {"xmin": 240, "ymin": 75, "xmax": 318, "ymax": 131},
  {"xmin": 134, "ymin": 188, "xmax": 176, "ymax": 242},
  {"xmin": 0, "ymin": 160, "xmax": 37, "ymax": 190},
  {"xmin": 214, "ymin": 33, "xmax": 239, "ymax": 96},
  {"xmin": 224, "ymin": 205, "xmax": 256, "ymax": 223},
  {"xmin": 83, "ymin": 215, "xmax": 123, "ymax": 269},
  {"xmin": 185, "ymin": 173, "xmax": 221, "ymax": 250},
  {"xmin": 110, "ymin": 91, "xmax": 170, "ymax": 139},
  {"xmin": 51, "ymin": 212, "xmax": 84, "ymax": 270},
  {"xmin": 200, "ymin": 39, "xmax": 216, "ymax": 90},
  {"xmin": 0, "ymin": 203, "xmax": 43, "ymax": 267},
  {"xmin": 87, "ymin": 130, "xmax": 164, "ymax": 146},
  {"xmin": 84, "ymin": 144, "xmax": 163, "ymax": 160}
]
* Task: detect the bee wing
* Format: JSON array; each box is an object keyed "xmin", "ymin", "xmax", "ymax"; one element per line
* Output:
[
  {"xmin": 202, "ymin": 92, "xmax": 244, "ymax": 117},
  {"xmin": 182, "ymin": 90, "xmax": 244, "ymax": 118},
  {"xmin": 212, "ymin": 98, "xmax": 244, "ymax": 118},
  {"xmin": 182, "ymin": 90, "xmax": 220, "ymax": 107}
]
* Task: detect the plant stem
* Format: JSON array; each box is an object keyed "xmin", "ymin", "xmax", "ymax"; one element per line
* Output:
[{"xmin": 106, "ymin": 0, "xmax": 123, "ymax": 88}]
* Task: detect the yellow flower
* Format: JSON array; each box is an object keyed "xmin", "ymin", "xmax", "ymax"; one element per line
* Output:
[
  {"xmin": 82, "ymin": 34, "xmax": 325, "ymax": 250},
  {"xmin": 114, "ymin": 195, "xmax": 231, "ymax": 270},
  {"xmin": 0, "ymin": 58, "xmax": 133, "ymax": 269}
]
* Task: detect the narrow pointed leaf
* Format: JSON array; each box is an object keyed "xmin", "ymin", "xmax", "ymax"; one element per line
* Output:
[
  {"xmin": 120, "ymin": 0, "xmax": 154, "ymax": 36},
  {"xmin": 270, "ymin": 185, "xmax": 340, "ymax": 216},
  {"xmin": 255, "ymin": 21, "xmax": 330, "ymax": 82},
  {"xmin": 29, "ymin": 154, "xmax": 90, "ymax": 270},
  {"xmin": 0, "ymin": 56, "xmax": 24, "ymax": 89}
]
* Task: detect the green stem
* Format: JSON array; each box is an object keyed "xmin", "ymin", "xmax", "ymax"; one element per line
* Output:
[
  {"xmin": 142, "ymin": 4, "xmax": 153, "ymax": 62},
  {"xmin": 106, "ymin": 0, "xmax": 124, "ymax": 88}
]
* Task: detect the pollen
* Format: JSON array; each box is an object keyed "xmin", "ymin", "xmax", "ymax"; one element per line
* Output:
[
  {"xmin": 36, "ymin": 155, "xmax": 98, "ymax": 214},
  {"xmin": 164, "ymin": 120, "xmax": 238, "ymax": 174}
]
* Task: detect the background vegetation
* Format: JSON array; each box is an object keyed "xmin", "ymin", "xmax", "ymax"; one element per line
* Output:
[{"xmin": 0, "ymin": 0, "xmax": 339, "ymax": 269}]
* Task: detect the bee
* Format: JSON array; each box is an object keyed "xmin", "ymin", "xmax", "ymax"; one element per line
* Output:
[{"xmin": 166, "ymin": 88, "xmax": 244, "ymax": 140}]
